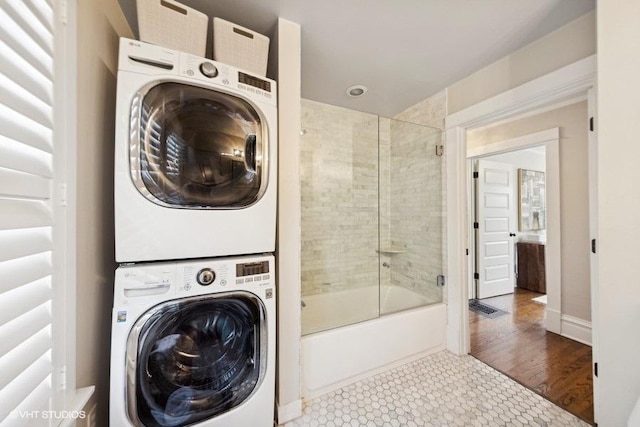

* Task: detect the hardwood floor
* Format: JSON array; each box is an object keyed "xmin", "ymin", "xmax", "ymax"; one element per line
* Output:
[{"xmin": 470, "ymin": 288, "xmax": 594, "ymax": 425}]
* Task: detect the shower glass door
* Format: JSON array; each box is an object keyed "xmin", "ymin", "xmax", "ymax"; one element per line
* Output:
[
  {"xmin": 300, "ymin": 100, "xmax": 380, "ymax": 335},
  {"xmin": 378, "ymin": 118, "xmax": 444, "ymax": 315},
  {"xmin": 300, "ymin": 99, "xmax": 445, "ymax": 335}
]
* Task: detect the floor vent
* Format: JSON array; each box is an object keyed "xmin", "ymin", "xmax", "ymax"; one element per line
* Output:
[{"xmin": 469, "ymin": 300, "xmax": 507, "ymax": 318}]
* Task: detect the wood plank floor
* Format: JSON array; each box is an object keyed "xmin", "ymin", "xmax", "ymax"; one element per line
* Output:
[{"xmin": 469, "ymin": 288, "xmax": 594, "ymax": 425}]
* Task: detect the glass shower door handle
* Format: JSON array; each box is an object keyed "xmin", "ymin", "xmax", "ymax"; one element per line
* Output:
[{"xmin": 376, "ymin": 248, "xmax": 406, "ymax": 255}]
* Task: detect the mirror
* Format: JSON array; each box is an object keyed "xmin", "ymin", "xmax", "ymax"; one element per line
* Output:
[{"xmin": 518, "ymin": 168, "xmax": 546, "ymax": 231}]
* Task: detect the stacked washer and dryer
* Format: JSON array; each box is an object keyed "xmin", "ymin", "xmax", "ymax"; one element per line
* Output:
[{"xmin": 110, "ymin": 38, "xmax": 278, "ymax": 427}]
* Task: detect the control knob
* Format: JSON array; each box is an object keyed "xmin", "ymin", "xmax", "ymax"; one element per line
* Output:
[
  {"xmin": 199, "ymin": 62, "xmax": 218, "ymax": 78},
  {"xmin": 196, "ymin": 268, "xmax": 216, "ymax": 286}
]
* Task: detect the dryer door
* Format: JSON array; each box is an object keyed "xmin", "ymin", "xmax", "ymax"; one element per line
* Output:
[
  {"xmin": 127, "ymin": 292, "xmax": 267, "ymax": 427},
  {"xmin": 131, "ymin": 82, "xmax": 268, "ymax": 209}
]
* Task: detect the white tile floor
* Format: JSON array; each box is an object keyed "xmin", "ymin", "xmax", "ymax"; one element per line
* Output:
[{"xmin": 285, "ymin": 351, "xmax": 589, "ymax": 427}]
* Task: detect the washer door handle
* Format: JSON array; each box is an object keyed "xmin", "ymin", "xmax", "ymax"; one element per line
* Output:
[
  {"xmin": 124, "ymin": 283, "xmax": 171, "ymax": 298},
  {"xmin": 244, "ymin": 134, "xmax": 257, "ymax": 173}
]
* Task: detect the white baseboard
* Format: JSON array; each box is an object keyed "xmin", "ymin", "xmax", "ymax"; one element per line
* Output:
[
  {"xmin": 561, "ymin": 314, "xmax": 592, "ymax": 346},
  {"xmin": 276, "ymin": 399, "xmax": 302, "ymax": 425}
]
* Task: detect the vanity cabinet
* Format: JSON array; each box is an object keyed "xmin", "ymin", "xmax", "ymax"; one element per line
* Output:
[{"xmin": 516, "ymin": 242, "xmax": 546, "ymax": 293}]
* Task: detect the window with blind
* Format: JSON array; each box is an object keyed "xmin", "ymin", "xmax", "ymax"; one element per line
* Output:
[{"xmin": 0, "ymin": 0, "xmax": 64, "ymax": 423}]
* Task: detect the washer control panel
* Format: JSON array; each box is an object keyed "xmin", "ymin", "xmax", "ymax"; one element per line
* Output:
[
  {"xmin": 118, "ymin": 37, "xmax": 276, "ymax": 107},
  {"xmin": 116, "ymin": 255, "xmax": 274, "ymax": 304},
  {"xmin": 178, "ymin": 255, "xmax": 273, "ymax": 294}
]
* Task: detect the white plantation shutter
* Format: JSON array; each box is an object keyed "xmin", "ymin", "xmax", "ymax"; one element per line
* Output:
[{"xmin": 0, "ymin": 0, "xmax": 58, "ymax": 423}]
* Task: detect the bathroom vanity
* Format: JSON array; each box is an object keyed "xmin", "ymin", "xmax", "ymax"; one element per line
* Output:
[{"xmin": 516, "ymin": 241, "xmax": 546, "ymax": 293}]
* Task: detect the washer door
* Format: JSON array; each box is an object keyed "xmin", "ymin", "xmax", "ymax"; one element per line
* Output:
[
  {"xmin": 130, "ymin": 82, "xmax": 268, "ymax": 209},
  {"xmin": 127, "ymin": 292, "xmax": 267, "ymax": 427}
]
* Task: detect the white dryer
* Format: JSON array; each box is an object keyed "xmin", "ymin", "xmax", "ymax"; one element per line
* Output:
[
  {"xmin": 110, "ymin": 254, "xmax": 275, "ymax": 427},
  {"xmin": 114, "ymin": 38, "xmax": 277, "ymax": 263}
]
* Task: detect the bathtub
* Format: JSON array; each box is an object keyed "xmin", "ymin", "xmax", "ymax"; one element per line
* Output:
[{"xmin": 301, "ymin": 285, "xmax": 447, "ymax": 399}]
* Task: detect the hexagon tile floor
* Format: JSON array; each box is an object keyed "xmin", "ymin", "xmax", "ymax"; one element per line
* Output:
[{"xmin": 285, "ymin": 351, "xmax": 590, "ymax": 427}]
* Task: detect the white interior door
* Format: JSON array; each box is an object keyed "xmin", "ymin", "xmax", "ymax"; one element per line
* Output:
[{"xmin": 477, "ymin": 160, "xmax": 516, "ymax": 299}]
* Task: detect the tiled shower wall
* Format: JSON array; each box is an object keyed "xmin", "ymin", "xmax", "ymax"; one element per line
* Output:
[
  {"xmin": 300, "ymin": 98, "xmax": 444, "ymax": 305},
  {"xmin": 300, "ymin": 99, "xmax": 379, "ymax": 297}
]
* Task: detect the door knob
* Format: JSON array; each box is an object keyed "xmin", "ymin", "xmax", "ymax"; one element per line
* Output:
[{"xmin": 509, "ymin": 233, "xmax": 516, "ymax": 237}]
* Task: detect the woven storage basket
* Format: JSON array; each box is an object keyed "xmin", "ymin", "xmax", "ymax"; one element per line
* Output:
[
  {"xmin": 137, "ymin": 0, "xmax": 207, "ymax": 57},
  {"xmin": 213, "ymin": 17, "xmax": 270, "ymax": 76}
]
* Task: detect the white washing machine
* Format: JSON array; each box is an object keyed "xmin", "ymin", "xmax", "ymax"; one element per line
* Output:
[
  {"xmin": 109, "ymin": 254, "xmax": 275, "ymax": 427},
  {"xmin": 114, "ymin": 38, "xmax": 277, "ymax": 263}
]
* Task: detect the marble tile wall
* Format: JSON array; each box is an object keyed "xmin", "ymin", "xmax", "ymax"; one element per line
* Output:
[{"xmin": 394, "ymin": 89, "xmax": 447, "ymax": 129}]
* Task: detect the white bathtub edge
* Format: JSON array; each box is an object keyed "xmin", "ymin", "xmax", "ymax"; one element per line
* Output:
[{"xmin": 301, "ymin": 303, "xmax": 447, "ymax": 400}]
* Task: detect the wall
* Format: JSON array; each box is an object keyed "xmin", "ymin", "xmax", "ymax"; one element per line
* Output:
[
  {"xmin": 597, "ymin": 2, "xmax": 640, "ymax": 424},
  {"xmin": 273, "ymin": 18, "xmax": 303, "ymax": 425},
  {"xmin": 394, "ymin": 89, "xmax": 447, "ymax": 130},
  {"xmin": 448, "ymin": 11, "xmax": 595, "ymax": 115},
  {"xmin": 76, "ymin": 0, "xmax": 132, "ymax": 423},
  {"xmin": 483, "ymin": 149, "xmax": 546, "ymax": 173},
  {"xmin": 467, "ymin": 102, "xmax": 590, "ymax": 321}
]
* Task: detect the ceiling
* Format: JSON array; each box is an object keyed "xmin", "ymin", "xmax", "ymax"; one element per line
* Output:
[{"xmin": 117, "ymin": 0, "xmax": 595, "ymax": 118}]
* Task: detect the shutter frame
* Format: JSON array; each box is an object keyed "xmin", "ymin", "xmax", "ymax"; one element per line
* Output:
[{"xmin": 0, "ymin": 0, "xmax": 58, "ymax": 422}]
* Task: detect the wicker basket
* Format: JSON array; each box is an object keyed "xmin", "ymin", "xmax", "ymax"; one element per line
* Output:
[
  {"xmin": 137, "ymin": 0, "xmax": 207, "ymax": 57},
  {"xmin": 213, "ymin": 17, "xmax": 270, "ymax": 76}
]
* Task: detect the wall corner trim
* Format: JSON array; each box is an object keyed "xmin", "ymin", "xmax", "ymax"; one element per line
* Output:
[
  {"xmin": 276, "ymin": 399, "xmax": 303, "ymax": 425},
  {"xmin": 446, "ymin": 55, "xmax": 596, "ymax": 130}
]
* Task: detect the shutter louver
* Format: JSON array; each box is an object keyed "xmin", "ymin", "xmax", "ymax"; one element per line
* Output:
[{"xmin": 0, "ymin": 0, "xmax": 56, "ymax": 423}]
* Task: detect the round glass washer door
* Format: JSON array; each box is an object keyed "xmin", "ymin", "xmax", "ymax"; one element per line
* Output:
[
  {"xmin": 126, "ymin": 292, "xmax": 267, "ymax": 427},
  {"xmin": 131, "ymin": 82, "xmax": 269, "ymax": 209}
]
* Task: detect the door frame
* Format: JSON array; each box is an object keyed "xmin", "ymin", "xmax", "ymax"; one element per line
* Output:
[
  {"xmin": 467, "ymin": 129, "xmax": 561, "ymax": 332},
  {"xmin": 445, "ymin": 55, "xmax": 595, "ymax": 353},
  {"xmin": 444, "ymin": 54, "xmax": 597, "ymax": 419}
]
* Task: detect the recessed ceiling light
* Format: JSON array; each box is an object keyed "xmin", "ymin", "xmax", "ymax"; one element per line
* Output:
[{"xmin": 346, "ymin": 85, "xmax": 367, "ymax": 97}]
